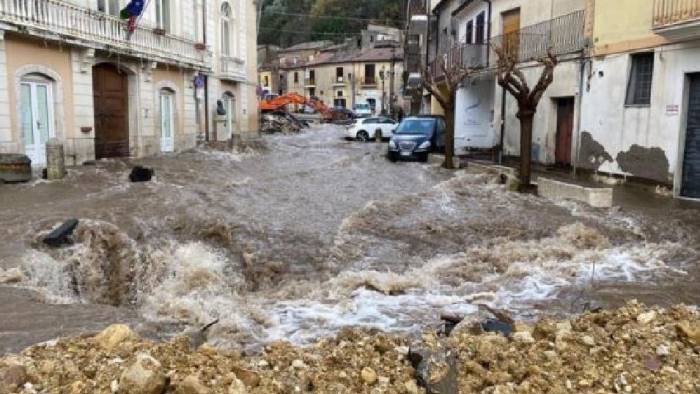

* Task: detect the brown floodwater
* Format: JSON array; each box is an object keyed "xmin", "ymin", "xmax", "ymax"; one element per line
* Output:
[{"xmin": 0, "ymin": 125, "xmax": 698, "ymax": 354}]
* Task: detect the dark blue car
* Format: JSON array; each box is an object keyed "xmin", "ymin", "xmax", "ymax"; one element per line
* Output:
[{"xmin": 387, "ymin": 115, "xmax": 447, "ymax": 162}]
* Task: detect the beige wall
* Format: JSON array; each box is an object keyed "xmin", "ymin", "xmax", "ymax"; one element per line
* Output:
[
  {"xmin": 591, "ymin": 0, "xmax": 668, "ymax": 56},
  {"xmin": 6, "ymin": 36, "xmax": 74, "ymax": 143},
  {"xmin": 153, "ymin": 68, "xmax": 186, "ymax": 148}
]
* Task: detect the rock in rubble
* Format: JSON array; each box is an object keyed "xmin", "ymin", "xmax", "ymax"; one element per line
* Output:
[
  {"xmin": 361, "ymin": 367, "xmax": 378, "ymax": 385},
  {"xmin": 94, "ymin": 325, "xmax": 139, "ymax": 352},
  {"xmin": 176, "ymin": 375, "xmax": 209, "ymax": 394},
  {"xmin": 677, "ymin": 321, "xmax": 700, "ymax": 345},
  {"xmin": 228, "ymin": 377, "xmax": 248, "ymax": 394},
  {"xmin": 3, "ymin": 364, "xmax": 28, "ymax": 388},
  {"xmin": 408, "ymin": 346, "xmax": 458, "ymax": 394},
  {"xmin": 231, "ymin": 366, "xmax": 260, "ymax": 388},
  {"xmin": 119, "ymin": 353, "xmax": 168, "ymax": 394}
]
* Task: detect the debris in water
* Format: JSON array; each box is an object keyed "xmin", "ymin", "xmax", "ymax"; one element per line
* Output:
[
  {"xmin": 129, "ymin": 166, "xmax": 154, "ymax": 182},
  {"xmin": 42, "ymin": 219, "xmax": 79, "ymax": 248}
]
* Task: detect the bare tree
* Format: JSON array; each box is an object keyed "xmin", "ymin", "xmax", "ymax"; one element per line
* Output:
[
  {"xmin": 492, "ymin": 45, "xmax": 558, "ymax": 191},
  {"xmin": 422, "ymin": 54, "xmax": 473, "ymax": 169}
]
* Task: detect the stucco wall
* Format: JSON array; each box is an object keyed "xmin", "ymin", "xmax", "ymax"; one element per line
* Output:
[
  {"xmin": 153, "ymin": 68, "xmax": 188, "ymax": 151},
  {"xmin": 5, "ymin": 36, "xmax": 74, "ymax": 146},
  {"xmin": 592, "ymin": 0, "xmax": 668, "ymax": 55},
  {"xmin": 498, "ymin": 60, "xmax": 582, "ymax": 164},
  {"xmin": 580, "ymin": 43, "xmax": 700, "ymax": 185}
]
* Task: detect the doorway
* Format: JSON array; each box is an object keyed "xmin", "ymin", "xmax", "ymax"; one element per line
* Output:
[
  {"xmin": 160, "ymin": 89, "xmax": 175, "ymax": 152},
  {"xmin": 682, "ymin": 74, "xmax": 700, "ymax": 198},
  {"xmin": 222, "ymin": 93, "xmax": 236, "ymax": 140},
  {"xmin": 93, "ymin": 64, "xmax": 129, "ymax": 159},
  {"xmin": 555, "ymin": 97, "xmax": 575, "ymax": 166},
  {"xmin": 20, "ymin": 77, "xmax": 55, "ymax": 167}
]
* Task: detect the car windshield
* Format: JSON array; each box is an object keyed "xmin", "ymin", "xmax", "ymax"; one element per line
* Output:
[
  {"xmin": 355, "ymin": 104, "xmax": 370, "ymax": 110},
  {"xmin": 395, "ymin": 119, "xmax": 435, "ymax": 135}
]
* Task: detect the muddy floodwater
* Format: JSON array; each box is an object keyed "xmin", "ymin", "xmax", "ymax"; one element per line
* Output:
[{"xmin": 1, "ymin": 125, "xmax": 699, "ymax": 354}]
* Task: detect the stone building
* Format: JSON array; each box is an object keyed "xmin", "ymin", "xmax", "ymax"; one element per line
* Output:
[
  {"xmin": 275, "ymin": 27, "xmax": 404, "ymax": 116},
  {"xmin": 0, "ymin": 0, "xmax": 259, "ymax": 168}
]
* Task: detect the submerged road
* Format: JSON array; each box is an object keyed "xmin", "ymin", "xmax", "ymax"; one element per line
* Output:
[{"xmin": 0, "ymin": 125, "xmax": 698, "ymax": 353}]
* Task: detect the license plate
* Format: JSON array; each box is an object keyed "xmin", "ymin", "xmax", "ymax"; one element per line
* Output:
[{"xmin": 400, "ymin": 151, "xmax": 411, "ymax": 157}]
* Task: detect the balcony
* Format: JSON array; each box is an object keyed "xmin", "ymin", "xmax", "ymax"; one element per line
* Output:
[
  {"xmin": 304, "ymin": 78, "xmax": 316, "ymax": 87},
  {"xmin": 220, "ymin": 56, "xmax": 246, "ymax": 82},
  {"xmin": 0, "ymin": 0, "xmax": 209, "ymax": 69},
  {"xmin": 332, "ymin": 76, "xmax": 346, "ymax": 86},
  {"xmin": 429, "ymin": 43, "xmax": 489, "ymax": 80},
  {"xmin": 362, "ymin": 76, "xmax": 377, "ymax": 86},
  {"xmin": 653, "ymin": 0, "xmax": 700, "ymax": 39},
  {"xmin": 490, "ymin": 10, "xmax": 586, "ymax": 64}
]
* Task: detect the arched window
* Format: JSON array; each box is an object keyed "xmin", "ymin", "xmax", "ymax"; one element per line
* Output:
[{"xmin": 221, "ymin": 2, "xmax": 234, "ymax": 57}]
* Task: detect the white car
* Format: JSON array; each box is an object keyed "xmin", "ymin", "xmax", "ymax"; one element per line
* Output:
[
  {"xmin": 353, "ymin": 103, "xmax": 373, "ymax": 118},
  {"xmin": 346, "ymin": 117, "xmax": 398, "ymax": 142}
]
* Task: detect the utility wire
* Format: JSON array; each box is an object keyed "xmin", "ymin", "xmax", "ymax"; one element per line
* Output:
[
  {"xmin": 261, "ymin": 10, "xmax": 404, "ymax": 23},
  {"xmin": 258, "ymin": 27, "xmax": 362, "ymax": 37}
]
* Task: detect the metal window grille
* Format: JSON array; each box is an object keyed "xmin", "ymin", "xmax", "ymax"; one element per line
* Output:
[{"xmin": 626, "ymin": 53, "xmax": 655, "ymax": 106}]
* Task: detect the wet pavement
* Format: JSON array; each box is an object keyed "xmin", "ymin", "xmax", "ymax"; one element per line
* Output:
[{"xmin": 0, "ymin": 124, "xmax": 698, "ymax": 354}]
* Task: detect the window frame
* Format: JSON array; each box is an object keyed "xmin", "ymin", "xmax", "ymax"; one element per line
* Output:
[
  {"xmin": 475, "ymin": 12, "xmax": 486, "ymax": 44},
  {"xmin": 220, "ymin": 2, "xmax": 235, "ymax": 57},
  {"xmin": 625, "ymin": 52, "xmax": 655, "ymax": 107},
  {"xmin": 156, "ymin": 0, "xmax": 172, "ymax": 33},
  {"xmin": 465, "ymin": 20, "xmax": 474, "ymax": 44}
]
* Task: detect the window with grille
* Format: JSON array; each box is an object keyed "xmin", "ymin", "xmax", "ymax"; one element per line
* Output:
[
  {"xmin": 465, "ymin": 21, "xmax": 473, "ymax": 44},
  {"xmin": 475, "ymin": 12, "xmax": 486, "ymax": 44},
  {"xmin": 626, "ymin": 53, "xmax": 655, "ymax": 106}
]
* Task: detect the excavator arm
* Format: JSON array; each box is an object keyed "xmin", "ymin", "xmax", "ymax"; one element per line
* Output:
[{"xmin": 260, "ymin": 93, "xmax": 333, "ymax": 121}]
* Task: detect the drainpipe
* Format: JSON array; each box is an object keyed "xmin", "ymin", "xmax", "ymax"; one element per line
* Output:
[
  {"xmin": 203, "ymin": 0, "xmax": 210, "ymax": 142},
  {"xmin": 499, "ymin": 86, "xmax": 505, "ymax": 164},
  {"xmin": 483, "ymin": 0, "xmax": 492, "ymax": 65},
  {"xmin": 573, "ymin": 57, "xmax": 588, "ymax": 177}
]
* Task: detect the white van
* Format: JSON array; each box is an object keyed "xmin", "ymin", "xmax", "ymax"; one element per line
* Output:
[{"xmin": 353, "ymin": 102, "xmax": 372, "ymax": 118}]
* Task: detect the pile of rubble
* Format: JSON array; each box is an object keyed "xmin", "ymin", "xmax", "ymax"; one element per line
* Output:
[
  {"xmin": 0, "ymin": 302, "xmax": 698, "ymax": 393},
  {"xmin": 261, "ymin": 112, "xmax": 309, "ymax": 134}
]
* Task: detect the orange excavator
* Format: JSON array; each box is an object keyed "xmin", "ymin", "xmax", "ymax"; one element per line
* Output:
[{"xmin": 259, "ymin": 92, "xmax": 333, "ymax": 122}]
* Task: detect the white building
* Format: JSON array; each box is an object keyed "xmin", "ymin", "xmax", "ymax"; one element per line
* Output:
[
  {"xmin": 0, "ymin": 0, "xmax": 259, "ymax": 167},
  {"xmin": 429, "ymin": 0, "xmax": 587, "ymax": 163}
]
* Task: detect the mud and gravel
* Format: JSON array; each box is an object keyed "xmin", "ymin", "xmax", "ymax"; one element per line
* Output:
[{"xmin": 0, "ymin": 302, "xmax": 698, "ymax": 393}]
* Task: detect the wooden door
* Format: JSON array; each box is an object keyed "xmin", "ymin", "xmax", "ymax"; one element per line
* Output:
[
  {"xmin": 93, "ymin": 64, "xmax": 129, "ymax": 159},
  {"xmin": 682, "ymin": 74, "xmax": 700, "ymax": 198},
  {"xmin": 555, "ymin": 97, "xmax": 575, "ymax": 166},
  {"xmin": 502, "ymin": 8, "xmax": 521, "ymax": 60}
]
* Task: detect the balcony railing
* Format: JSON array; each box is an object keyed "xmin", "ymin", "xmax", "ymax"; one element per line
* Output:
[
  {"xmin": 490, "ymin": 10, "xmax": 586, "ymax": 64},
  {"xmin": 332, "ymin": 76, "xmax": 345, "ymax": 85},
  {"xmin": 0, "ymin": 0, "xmax": 209, "ymax": 68},
  {"xmin": 429, "ymin": 43, "xmax": 488, "ymax": 80},
  {"xmin": 305, "ymin": 78, "xmax": 316, "ymax": 86},
  {"xmin": 653, "ymin": 0, "xmax": 700, "ymax": 29},
  {"xmin": 362, "ymin": 76, "xmax": 377, "ymax": 85}
]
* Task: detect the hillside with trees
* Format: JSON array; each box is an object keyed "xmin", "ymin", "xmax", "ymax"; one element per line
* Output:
[{"xmin": 258, "ymin": 0, "xmax": 405, "ymax": 48}]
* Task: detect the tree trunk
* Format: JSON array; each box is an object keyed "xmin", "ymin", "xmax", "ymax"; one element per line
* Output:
[
  {"xmin": 517, "ymin": 111, "xmax": 534, "ymax": 191},
  {"xmin": 444, "ymin": 108, "xmax": 456, "ymax": 169}
]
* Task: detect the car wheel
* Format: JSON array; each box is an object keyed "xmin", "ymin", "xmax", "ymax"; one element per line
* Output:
[
  {"xmin": 357, "ymin": 131, "xmax": 370, "ymax": 142},
  {"xmin": 387, "ymin": 152, "xmax": 398, "ymax": 162}
]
